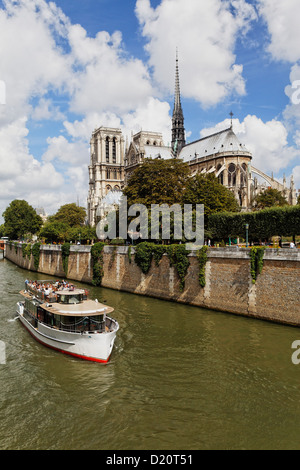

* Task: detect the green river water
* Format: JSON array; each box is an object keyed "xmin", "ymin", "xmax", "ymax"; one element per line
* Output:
[{"xmin": 1, "ymin": 256, "xmax": 300, "ymax": 450}]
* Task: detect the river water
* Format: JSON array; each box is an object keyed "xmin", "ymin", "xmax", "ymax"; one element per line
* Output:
[{"xmin": 1, "ymin": 256, "xmax": 300, "ymax": 450}]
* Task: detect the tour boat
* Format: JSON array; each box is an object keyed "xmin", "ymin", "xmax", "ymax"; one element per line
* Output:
[{"xmin": 16, "ymin": 280, "xmax": 119, "ymax": 363}]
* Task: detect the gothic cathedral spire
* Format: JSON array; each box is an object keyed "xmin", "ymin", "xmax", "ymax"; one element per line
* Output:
[{"xmin": 171, "ymin": 49, "xmax": 185, "ymax": 156}]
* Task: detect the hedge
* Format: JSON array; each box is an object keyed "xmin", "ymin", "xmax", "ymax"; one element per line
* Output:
[{"xmin": 208, "ymin": 206, "xmax": 300, "ymax": 241}]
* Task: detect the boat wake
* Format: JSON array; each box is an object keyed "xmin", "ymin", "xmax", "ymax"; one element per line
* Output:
[{"xmin": 8, "ymin": 316, "xmax": 19, "ymax": 322}]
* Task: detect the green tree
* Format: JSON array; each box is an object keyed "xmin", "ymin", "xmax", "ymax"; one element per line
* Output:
[
  {"xmin": 39, "ymin": 221, "xmax": 71, "ymax": 244},
  {"xmin": 0, "ymin": 224, "xmax": 6, "ymax": 238},
  {"xmin": 50, "ymin": 203, "xmax": 86, "ymax": 227},
  {"xmin": 2, "ymin": 200, "xmax": 43, "ymax": 240},
  {"xmin": 68, "ymin": 225, "xmax": 97, "ymax": 244},
  {"xmin": 253, "ymin": 188, "xmax": 287, "ymax": 210},
  {"xmin": 123, "ymin": 157, "xmax": 190, "ymax": 206},
  {"xmin": 183, "ymin": 173, "xmax": 240, "ymax": 226}
]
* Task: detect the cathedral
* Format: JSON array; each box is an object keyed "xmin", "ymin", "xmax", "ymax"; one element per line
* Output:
[{"xmin": 87, "ymin": 56, "xmax": 297, "ymax": 226}]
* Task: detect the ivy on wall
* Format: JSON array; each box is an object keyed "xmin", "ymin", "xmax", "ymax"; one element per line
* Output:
[
  {"xmin": 250, "ymin": 247, "xmax": 265, "ymax": 284},
  {"xmin": 198, "ymin": 246, "xmax": 208, "ymax": 288},
  {"xmin": 90, "ymin": 242, "xmax": 105, "ymax": 286},
  {"xmin": 166, "ymin": 244, "xmax": 190, "ymax": 292},
  {"xmin": 22, "ymin": 243, "xmax": 32, "ymax": 259},
  {"xmin": 134, "ymin": 242, "xmax": 190, "ymax": 292},
  {"xmin": 61, "ymin": 242, "xmax": 71, "ymax": 276},
  {"xmin": 32, "ymin": 242, "xmax": 41, "ymax": 271},
  {"xmin": 134, "ymin": 242, "xmax": 155, "ymax": 274}
]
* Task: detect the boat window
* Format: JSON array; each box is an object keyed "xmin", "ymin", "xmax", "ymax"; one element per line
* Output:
[
  {"xmin": 53, "ymin": 314, "xmax": 61, "ymax": 328},
  {"xmin": 68, "ymin": 296, "xmax": 80, "ymax": 304},
  {"xmin": 25, "ymin": 298, "xmax": 39, "ymax": 317},
  {"xmin": 57, "ymin": 294, "xmax": 81, "ymax": 304}
]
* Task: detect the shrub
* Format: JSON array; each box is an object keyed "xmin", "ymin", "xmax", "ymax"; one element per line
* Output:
[{"xmin": 91, "ymin": 242, "xmax": 105, "ymax": 286}]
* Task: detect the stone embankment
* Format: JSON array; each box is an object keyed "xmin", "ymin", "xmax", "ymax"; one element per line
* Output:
[{"xmin": 5, "ymin": 243, "xmax": 300, "ymax": 326}]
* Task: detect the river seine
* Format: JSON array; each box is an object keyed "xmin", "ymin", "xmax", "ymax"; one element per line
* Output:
[{"xmin": 1, "ymin": 256, "xmax": 300, "ymax": 450}]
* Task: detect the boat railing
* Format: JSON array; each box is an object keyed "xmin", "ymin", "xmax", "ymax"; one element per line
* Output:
[
  {"xmin": 58, "ymin": 317, "xmax": 106, "ymax": 334},
  {"xmin": 25, "ymin": 284, "xmax": 58, "ymax": 303},
  {"xmin": 36, "ymin": 310, "xmax": 106, "ymax": 334},
  {"xmin": 25, "ymin": 283, "xmax": 88, "ymax": 304}
]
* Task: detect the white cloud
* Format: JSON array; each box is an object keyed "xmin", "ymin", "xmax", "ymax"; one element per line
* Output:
[
  {"xmin": 0, "ymin": 0, "xmax": 71, "ymax": 119},
  {"xmin": 0, "ymin": 0, "xmax": 173, "ymax": 221},
  {"xmin": 135, "ymin": 0, "xmax": 257, "ymax": 107},
  {"xmin": 200, "ymin": 115, "xmax": 300, "ymax": 175},
  {"xmin": 284, "ymin": 65, "xmax": 300, "ymax": 129},
  {"xmin": 292, "ymin": 166, "xmax": 300, "ymax": 191},
  {"xmin": 122, "ymin": 97, "xmax": 171, "ymax": 144},
  {"xmin": 66, "ymin": 23, "xmax": 154, "ymax": 115},
  {"xmin": 31, "ymin": 98, "xmax": 66, "ymax": 121},
  {"xmin": 42, "ymin": 135, "xmax": 89, "ymax": 166},
  {"xmin": 257, "ymin": 0, "xmax": 300, "ymax": 62},
  {"xmin": 0, "ymin": 117, "xmax": 66, "ymax": 216}
]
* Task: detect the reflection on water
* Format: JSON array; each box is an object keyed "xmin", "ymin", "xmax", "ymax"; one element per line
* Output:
[{"xmin": 1, "ymin": 258, "xmax": 300, "ymax": 450}]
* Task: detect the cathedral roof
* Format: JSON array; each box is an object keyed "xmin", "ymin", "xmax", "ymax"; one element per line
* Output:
[
  {"xmin": 179, "ymin": 127, "xmax": 251, "ymax": 162},
  {"xmin": 144, "ymin": 145, "xmax": 173, "ymax": 160}
]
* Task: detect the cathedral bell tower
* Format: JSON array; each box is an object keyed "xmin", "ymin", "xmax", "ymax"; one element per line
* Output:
[{"xmin": 171, "ymin": 50, "xmax": 186, "ymax": 156}]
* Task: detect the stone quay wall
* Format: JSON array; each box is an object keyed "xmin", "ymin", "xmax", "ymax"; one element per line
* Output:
[{"xmin": 5, "ymin": 242, "xmax": 300, "ymax": 326}]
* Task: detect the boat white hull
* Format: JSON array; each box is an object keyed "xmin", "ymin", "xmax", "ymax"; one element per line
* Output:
[{"xmin": 16, "ymin": 302, "xmax": 118, "ymax": 363}]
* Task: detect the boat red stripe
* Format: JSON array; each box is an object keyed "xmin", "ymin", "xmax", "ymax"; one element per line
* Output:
[{"xmin": 19, "ymin": 320, "xmax": 110, "ymax": 364}]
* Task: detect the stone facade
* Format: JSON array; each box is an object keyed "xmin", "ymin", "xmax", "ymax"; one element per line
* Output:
[
  {"xmin": 124, "ymin": 130, "xmax": 169, "ymax": 185},
  {"xmin": 87, "ymin": 127, "xmax": 125, "ymax": 226},
  {"xmin": 6, "ymin": 243, "xmax": 300, "ymax": 326}
]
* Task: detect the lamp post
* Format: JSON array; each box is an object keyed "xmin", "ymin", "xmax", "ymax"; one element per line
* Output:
[{"xmin": 245, "ymin": 224, "xmax": 249, "ymax": 248}]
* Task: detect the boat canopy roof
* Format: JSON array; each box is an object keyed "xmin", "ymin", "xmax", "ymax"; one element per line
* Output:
[
  {"xmin": 21, "ymin": 279, "xmax": 114, "ymax": 317},
  {"xmin": 41, "ymin": 300, "xmax": 114, "ymax": 317}
]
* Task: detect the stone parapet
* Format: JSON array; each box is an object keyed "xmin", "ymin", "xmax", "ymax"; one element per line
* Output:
[{"xmin": 5, "ymin": 242, "xmax": 300, "ymax": 326}]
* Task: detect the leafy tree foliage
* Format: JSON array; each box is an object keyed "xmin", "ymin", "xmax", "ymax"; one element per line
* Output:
[
  {"xmin": 40, "ymin": 222, "xmax": 96, "ymax": 244},
  {"xmin": 123, "ymin": 158, "xmax": 190, "ymax": 206},
  {"xmin": 49, "ymin": 203, "xmax": 86, "ymax": 227},
  {"xmin": 0, "ymin": 224, "xmax": 6, "ymax": 237},
  {"xmin": 252, "ymin": 188, "xmax": 287, "ymax": 210},
  {"xmin": 2, "ymin": 200, "xmax": 43, "ymax": 240},
  {"xmin": 39, "ymin": 203, "xmax": 95, "ymax": 244},
  {"xmin": 123, "ymin": 159, "xmax": 240, "ymax": 237},
  {"xmin": 183, "ymin": 173, "xmax": 240, "ymax": 221}
]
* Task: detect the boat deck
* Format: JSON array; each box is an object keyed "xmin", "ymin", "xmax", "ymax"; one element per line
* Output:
[
  {"xmin": 41, "ymin": 300, "xmax": 114, "ymax": 317},
  {"xmin": 20, "ymin": 290, "xmax": 114, "ymax": 317}
]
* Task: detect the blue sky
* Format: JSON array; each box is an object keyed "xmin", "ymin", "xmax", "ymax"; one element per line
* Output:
[{"xmin": 0, "ymin": 0, "xmax": 300, "ymax": 222}]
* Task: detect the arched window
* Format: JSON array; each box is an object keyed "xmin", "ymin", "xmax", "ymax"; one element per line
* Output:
[
  {"xmin": 106, "ymin": 137, "xmax": 110, "ymax": 163},
  {"xmin": 106, "ymin": 169, "xmax": 110, "ymax": 180},
  {"xmin": 112, "ymin": 137, "xmax": 116, "ymax": 163},
  {"xmin": 228, "ymin": 163, "xmax": 236, "ymax": 187}
]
